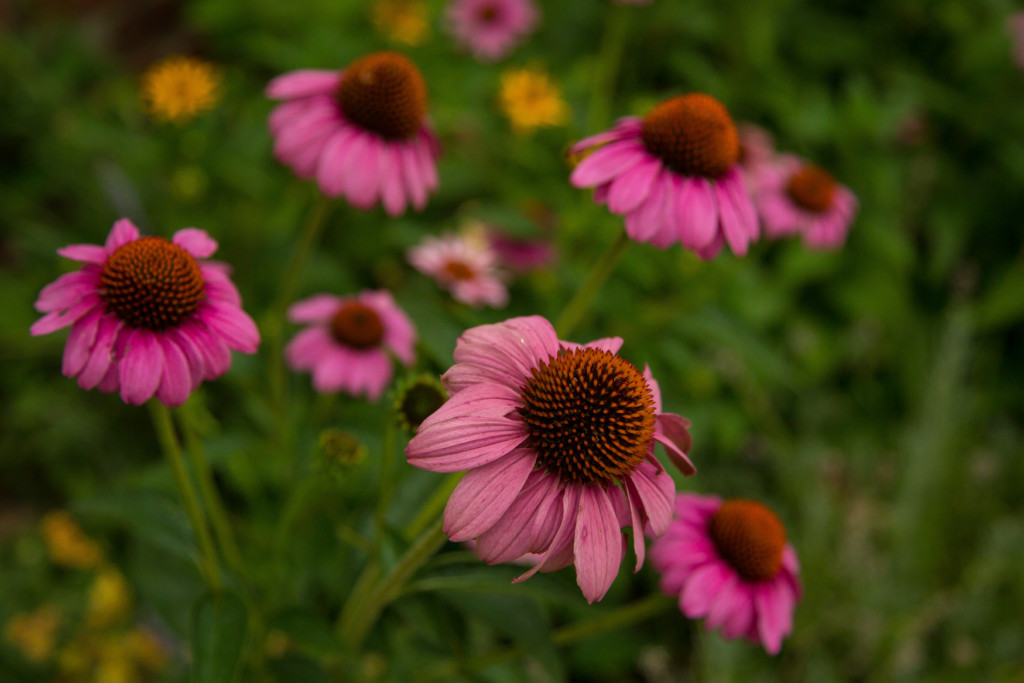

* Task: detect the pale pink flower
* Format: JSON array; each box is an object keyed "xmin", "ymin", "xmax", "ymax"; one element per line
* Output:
[
  {"xmin": 651, "ymin": 494, "xmax": 802, "ymax": 655},
  {"xmin": 484, "ymin": 226, "xmax": 554, "ymax": 272},
  {"xmin": 405, "ymin": 315, "xmax": 695, "ymax": 603},
  {"xmin": 284, "ymin": 290, "xmax": 416, "ymax": 400},
  {"xmin": 570, "ymin": 93, "xmax": 758, "ymax": 259},
  {"xmin": 30, "ymin": 219, "xmax": 259, "ymax": 406},
  {"xmin": 265, "ymin": 52, "xmax": 440, "ymax": 216},
  {"xmin": 445, "ymin": 0, "xmax": 538, "ymax": 62},
  {"xmin": 407, "ymin": 233, "xmax": 508, "ymax": 308},
  {"xmin": 755, "ymin": 155, "xmax": 858, "ymax": 249}
]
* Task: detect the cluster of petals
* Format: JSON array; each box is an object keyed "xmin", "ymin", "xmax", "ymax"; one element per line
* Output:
[
  {"xmin": 445, "ymin": 0, "xmax": 538, "ymax": 62},
  {"xmin": 755, "ymin": 154, "xmax": 859, "ymax": 249},
  {"xmin": 650, "ymin": 493, "xmax": 801, "ymax": 655},
  {"xmin": 265, "ymin": 64, "xmax": 440, "ymax": 216},
  {"xmin": 30, "ymin": 219, "xmax": 259, "ymax": 407},
  {"xmin": 407, "ymin": 232, "xmax": 508, "ymax": 308},
  {"xmin": 284, "ymin": 290, "xmax": 416, "ymax": 400},
  {"xmin": 569, "ymin": 117, "xmax": 758, "ymax": 260},
  {"xmin": 405, "ymin": 315, "xmax": 695, "ymax": 603}
]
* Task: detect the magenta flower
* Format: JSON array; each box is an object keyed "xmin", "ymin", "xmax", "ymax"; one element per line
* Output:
[
  {"xmin": 445, "ymin": 0, "xmax": 538, "ymax": 62},
  {"xmin": 650, "ymin": 494, "xmax": 802, "ymax": 655},
  {"xmin": 755, "ymin": 155, "xmax": 858, "ymax": 249},
  {"xmin": 405, "ymin": 316, "xmax": 695, "ymax": 603},
  {"xmin": 484, "ymin": 226, "xmax": 554, "ymax": 273},
  {"xmin": 407, "ymin": 233, "xmax": 509, "ymax": 308},
  {"xmin": 284, "ymin": 290, "xmax": 416, "ymax": 400},
  {"xmin": 736, "ymin": 123, "xmax": 776, "ymax": 194},
  {"xmin": 569, "ymin": 93, "xmax": 758, "ymax": 259},
  {"xmin": 30, "ymin": 219, "xmax": 260, "ymax": 406},
  {"xmin": 266, "ymin": 52, "xmax": 440, "ymax": 216}
]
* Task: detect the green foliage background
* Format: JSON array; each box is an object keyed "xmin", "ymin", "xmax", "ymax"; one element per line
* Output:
[{"xmin": 2, "ymin": 0, "xmax": 1024, "ymax": 680}]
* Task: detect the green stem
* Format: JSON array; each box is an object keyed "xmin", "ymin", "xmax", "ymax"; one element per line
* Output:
[
  {"xmin": 426, "ymin": 593, "xmax": 674, "ymax": 681},
  {"xmin": 403, "ymin": 473, "xmax": 463, "ymax": 541},
  {"xmin": 338, "ymin": 519, "xmax": 448, "ymax": 648},
  {"xmin": 375, "ymin": 417, "xmax": 397, "ymax": 536},
  {"xmin": 148, "ymin": 401, "xmax": 223, "ymax": 593},
  {"xmin": 176, "ymin": 402, "xmax": 246, "ymax": 579},
  {"xmin": 554, "ymin": 231, "xmax": 631, "ymax": 338},
  {"xmin": 587, "ymin": 5, "xmax": 631, "ymax": 134}
]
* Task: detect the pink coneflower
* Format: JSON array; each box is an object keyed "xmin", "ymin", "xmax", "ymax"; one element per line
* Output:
[
  {"xmin": 265, "ymin": 52, "xmax": 440, "ymax": 216},
  {"xmin": 405, "ymin": 315, "xmax": 695, "ymax": 603},
  {"xmin": 755, "ymin": 155, "xmax": 858, "ymax": 249},
  {"xmin": 407, "ymin": 233, "xmax": 508, "ymax": 308},
  {"xmin": 736, "ymin": 123, "xmax": 775, "ymax": 193},
  {"xmin": 569, "ymin": 93, "xmax": 758, "ymax": 259},
  {"xmin": 485, "ymin": 227, "xmax": 554, "ymax": 272},
  {"xmin": 445, "ymin": 0, "xmax": 538, "ymax": 62},
  {"xmin": 284, "ymin": 290, "xmax": 416, "ymax": 400},
  {"xmin": 651, "ymin": 494, "xmax": 801, "ymax": 655},
  {"xmin": 30, "ymin": 219, "xmax": 259, "ymax": 406}
]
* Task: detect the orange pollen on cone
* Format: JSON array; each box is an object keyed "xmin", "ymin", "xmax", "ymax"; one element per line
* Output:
[
  {"xmin": 337, "ymin": 51, "xmax": 427, "ymax": 140},
  {"xmin": 640, "ymin": 93, "xmax": 740, "ymax": 179},
  {"xmin": 708, "ymin": 499, "xmax": 787, "ymax": 582},
  {"xmin": 518, "ymin": 347, "xmax": 656, "ymax": 485},
  {"xmin": 331, "ymin": 302, "xmax": 385, "ymax": 349},
  {"xmin": 786, "ymin": 164, "xmax": 837, "ymax": 213},
  {"xmin": 442, "ymin": 260, "xmax": 475, "ymax": 281},
  {"xmin": 101, "ymin": 236, "xmax": 205, "ymax": 331}
]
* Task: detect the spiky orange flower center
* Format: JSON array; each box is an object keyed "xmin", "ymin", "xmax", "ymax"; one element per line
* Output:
[
  {"xmin": 442, "ymin": 261, "xmax": 475, "ymax": 281},
  {"xmin": 337, "ymin": 51, "xmax": 427, "ymax": 140},
  {"xmin": 101, "ymin": 237, "xmax": 205, "ymax": 330},
  {"xmin": 708, "ymin": 500, "xmax": 787, "ymax": 582},
  {"xmin": 786, "ymin": 164, "xmax": 837, "ymax": 213},
  {"xmin": 331, "ymin": 302, "xmax": 384, "ymax": 349},
  {"xmin": 518, "ymin": 348, "xmax": 656, "ymax": 484},
  {"xmin": 641, "ymin": 93, "xmax": 740, "ymax": 179}
]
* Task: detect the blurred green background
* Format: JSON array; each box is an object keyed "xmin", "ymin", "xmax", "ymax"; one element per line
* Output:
[{"xmin": 2, "ymin": 0, "xmax": 1024, "ymax": 680}]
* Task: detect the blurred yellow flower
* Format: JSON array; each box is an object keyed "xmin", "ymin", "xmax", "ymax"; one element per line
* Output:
[
  {"xmin": 86, "ymin": 567, "xmax": 133, "ymax": 629},
  {"xmin": 124, "ymin": 628, "xmax": 168, "ymax": 672},
  {"xmin": 371, "ymin": 0, "xmax": 430, "ymax": 46},
  {"xmin": 4, "ymin": 605, "xmax": 61, "ymax": 663},
  {"xmin": 498, "ymin": 67, "xmax": 570, "ymax": 135},
  {"xmin": 41, "ymin": 510, "xmax": 103, "ymax": 569},
  {"xmin": 140, "ymin": 55, "xmax": 221, "ymax": 124}
]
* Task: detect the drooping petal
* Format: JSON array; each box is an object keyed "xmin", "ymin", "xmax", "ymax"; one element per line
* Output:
[
  {"xmin": 156, "ymin": 336, "xmax": 193, "ymax": 406},
  {"xmin": 680, "ymin": 562, "xmax": 729, "ymax": 618},
  {"xmin": 574, "ymin": 485, "xmax": 624, "ymax": 603},
  {"xmin": 444, "ymin": 447, "xmax": 537, "ymax": 542},
  {"xmin": 624, "ymin": 460, "xmax": 676, "ymax": 537},
  {"xmin": 475, "ymin": 470, "xmax": 560, "ymax": 564},
  {"xmin": 119, "ymin": 328, "xmax": 164, "ymax": 405},
  {"xmin": 570, "ymin": 140, "xmax": 646, "ymax": 188},
  {"xmin": 62, "ymin": 307, "xmax": 104, "ymax": 378},
  {"xmin": 77, "ymin": 317, "xmax": 122, "ymax": 390}
]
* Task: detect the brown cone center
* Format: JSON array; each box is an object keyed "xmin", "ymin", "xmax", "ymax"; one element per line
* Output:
[
  {"xmin": 101, "ymin": 236, "xmax": 205, "ymax": 330},
  {"xmin": 518, "ymin": 348, "xmax": 656, "ymax": 484},
  {"xmin": 641, "ymin": 93, "xmax": 740, "ymax": 179},
  {"xmin": 708, "ymin": 499, "xmax": 787, "ymax": 582},
  {"xmin": 786, "ymin": 164, "xmax": 837, "ymax": 213},
  {"xmin": 331, "ymin": 302, "xmax": 384, "ymax": 349},
  {"xmin": 442, "ymin": 261, "xmax": 475, "ymax": 281},
  {"xmin": 337, "ymin": 51, "xmax": 427, "ymax": 140}
]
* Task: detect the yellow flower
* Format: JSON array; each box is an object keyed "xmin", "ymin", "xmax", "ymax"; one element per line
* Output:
[
  {"xmin": 498, "ymin": 68, "xmax": 570, "ymax": 135},
  {"xmin": 4, "ymin": 605, "xmax": 61, "ymax": 663},
  {"xmin": 371, "ymin": 0, "xmax": 430, "ymax": 46},
  {"xmin": 124, "ymin": 628, "xmax": 167, "ymax": 672},
  {"xmin": 140, "ymin": 55, "xmax": 221, "ymax": 124},
  {"xmin": 86, "ymin": 567, "xmax": 133, "ymax": 629},
  {"xmin": 40, "ymin": 510, "xmax": 103, "ymax": 569}
]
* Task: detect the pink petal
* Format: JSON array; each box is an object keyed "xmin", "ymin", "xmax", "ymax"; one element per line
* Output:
[
  {"xmin": 156, "ymin": 336, "xmax": 193, "ymax": 406},
  {"xmin": 105, "ymin": 219, "xmax": 140, "ymax": 251},
  {"xmin": 30, "ymin": 295, "xmax": 102, "ymax": 335},
  {"xmin": 574, "ymin": 485, "xmax": 623, "ymax": 603},
  {"xmin": 269, "ymin": 99, "xmax": 315, "ymax": 136},
  {"xmin": 407, "ymin": 414, "xmax": 528, "ymax": 473},
  {"xmin": 475, "ymin": 470, "xmax": 559, "ymax": 564},
  {"xmin": 119, "ymin": 329, "xmax": 164, "ymax": 405},
  {"xmin": 265, "ymin": 69, "xmax": 341, "ymax": 100},
  {"xmin": 704, "ymin": 572, "xmax": 741, "ymax": 630},
  {"xmin": 722, "ymin": 584, "xmax": 756, "ymax": 639},
  {"xmin": 379, "ymin": 146, "xmax": 407, "ymax": 216},
  {"xmin": 284, "ymin": 326, "xmax": 335, "ymax": 371},
  {"xmin": 34, "ymin": 270, "xmax": 97, "ymax": 313},
  {"xmin": 715, "ymin": 174, "xmax": 753, "ymax": 256},
  {"xmin": 570, "ymin": 140, "xmax": 646, "ymax": 188},
  {"xmin": 755, "ymin": 582, "xmax": 793, "ymax": 655},
  {"xmin": 315, "ymin": 128, "xmax": 358, "ymax": 197},
  {"xmin": 623, "ymin": 481, "xmax": 646, "ymax": 572},
  {"xmin": 655, "ymin": 413, "xmax": 696, "ymax": 476},
  {"xmin": 62, "ymin": 307, "xmax": 104, "ymax": 377},
  {"xmin": 444, "ymin": 447, "xmax": 537, "ymax": 542},
  {"xmin": 607, "ymin": 155, "xmax": 661, "ymax": 215},
  {"xmin": 625, "ymin": 460, "xmax": 676, "ymax": 537},
  {"xmin": 287, "ymin": 295, "xmax": 342, "ymax": 324},
  {"xmin": 199, "ymin": 306, "xmax": 260, "ymax": 353},
  {"xmin": 77, "ymin": 317, "xmax": 122, "ymax": 389},
  {"xmin": 414, "ymin": 130, "xmax": 439, "ymax": 191},
  {"xmin": 678, "ymin": 177, "xmax": 718, "ymax": 250},
  {"xmin": 173, "ymin": 228, "xmax": 218, "ymax": 258},
  {"xmin": 680, "ymin": 562, "xmax": 729, "ymax": 618},
  {"xmin": 344, "ymin": 136, "xmax": 383, "ymax": 209},
  {"xmin": 167, "ymin": 328, "xmax": 205, "ymax": 390},
  {"xmin": 399, "ymin": 143, "xmax": 428, "ymax": 210},
  {"xmin": 444, "ymin": 316, "xmax": 559, "ymax": 394},
  {"xmin": 57, "ymin": 244, "xmax": 107, "ymax": 264},
  {"xmin": 624, "ymin": 171, "xmax": 668, "ymax": 244},
  {"xmin": 514, "ymin": 485, "xmax": 581, "ymax": 584}
]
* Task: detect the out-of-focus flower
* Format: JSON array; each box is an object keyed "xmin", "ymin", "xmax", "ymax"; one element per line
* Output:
[
  {"xmin": 755, "ymin": 155, "xmax": 858, "ymax": 249},
  {"xmin": 371, "ymin": 0, "xmax": 430, "ymax": 45},
  {"xmin": 1010, "ymin": 12, "xmax": 1024, "ymax": 70},
  {"xmin": 265, "ymin": 52, "xmax": 441, "ymax": 216},
  {"xmin": 284, "ymin": 290, "xmax": 416, "ymax": 400},
  {"xmin": 483, "ymin": 226, "xmax": 555, "ymax": 272},
  {"xmin": 651, "ymin": 494, "xmax": 802, "ymax": 655},
  {"xmin": 408, "ymin": 232, "xmax": 509, "ymax": 308},
  {"xmin": 140, "ymin": 55, "xmax": 221, "ymax": 124},
  {"xmin": 406, "ymin": 316, "xmax": 695, "ymax": 603},
  {"xmin": 736, "ymin": 123, "xmax": 775, "ymax": 193},
  {"xmin": 613, "ymin": 0, "xmax": 653, "ymax": 4},
  {"xmin": 394, "ymin": 374, "xmax": 447, "ymax": 432},
  {"xmin": 569, "ymin": 93, "xmax": 758, "ymax": 259},
  {"xmin": 498, "ymin": 67, "xmax": 569, "ymax": 134},
  {"xmin": 446, "ymin": 0, "xmax": 538, "ymax": 62},
  {"xmin": 30, "ymin": 219, "xmax": 260, "ymax": 406},
  {"xmin": 4, "ymin": 605, "xmax": 61, "ymax": 663},
  {"xmin": 86, "ymin": 568, "xmax": 133, "ymax": 628},
  {"xmin": 40, "ymin": 511, "xmax": 103, "ymax": 569}
]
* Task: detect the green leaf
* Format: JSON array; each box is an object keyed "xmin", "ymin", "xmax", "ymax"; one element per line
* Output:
[{"xmin": 191, "ymin": 590, "xmax": 249, "ymax": 683}]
